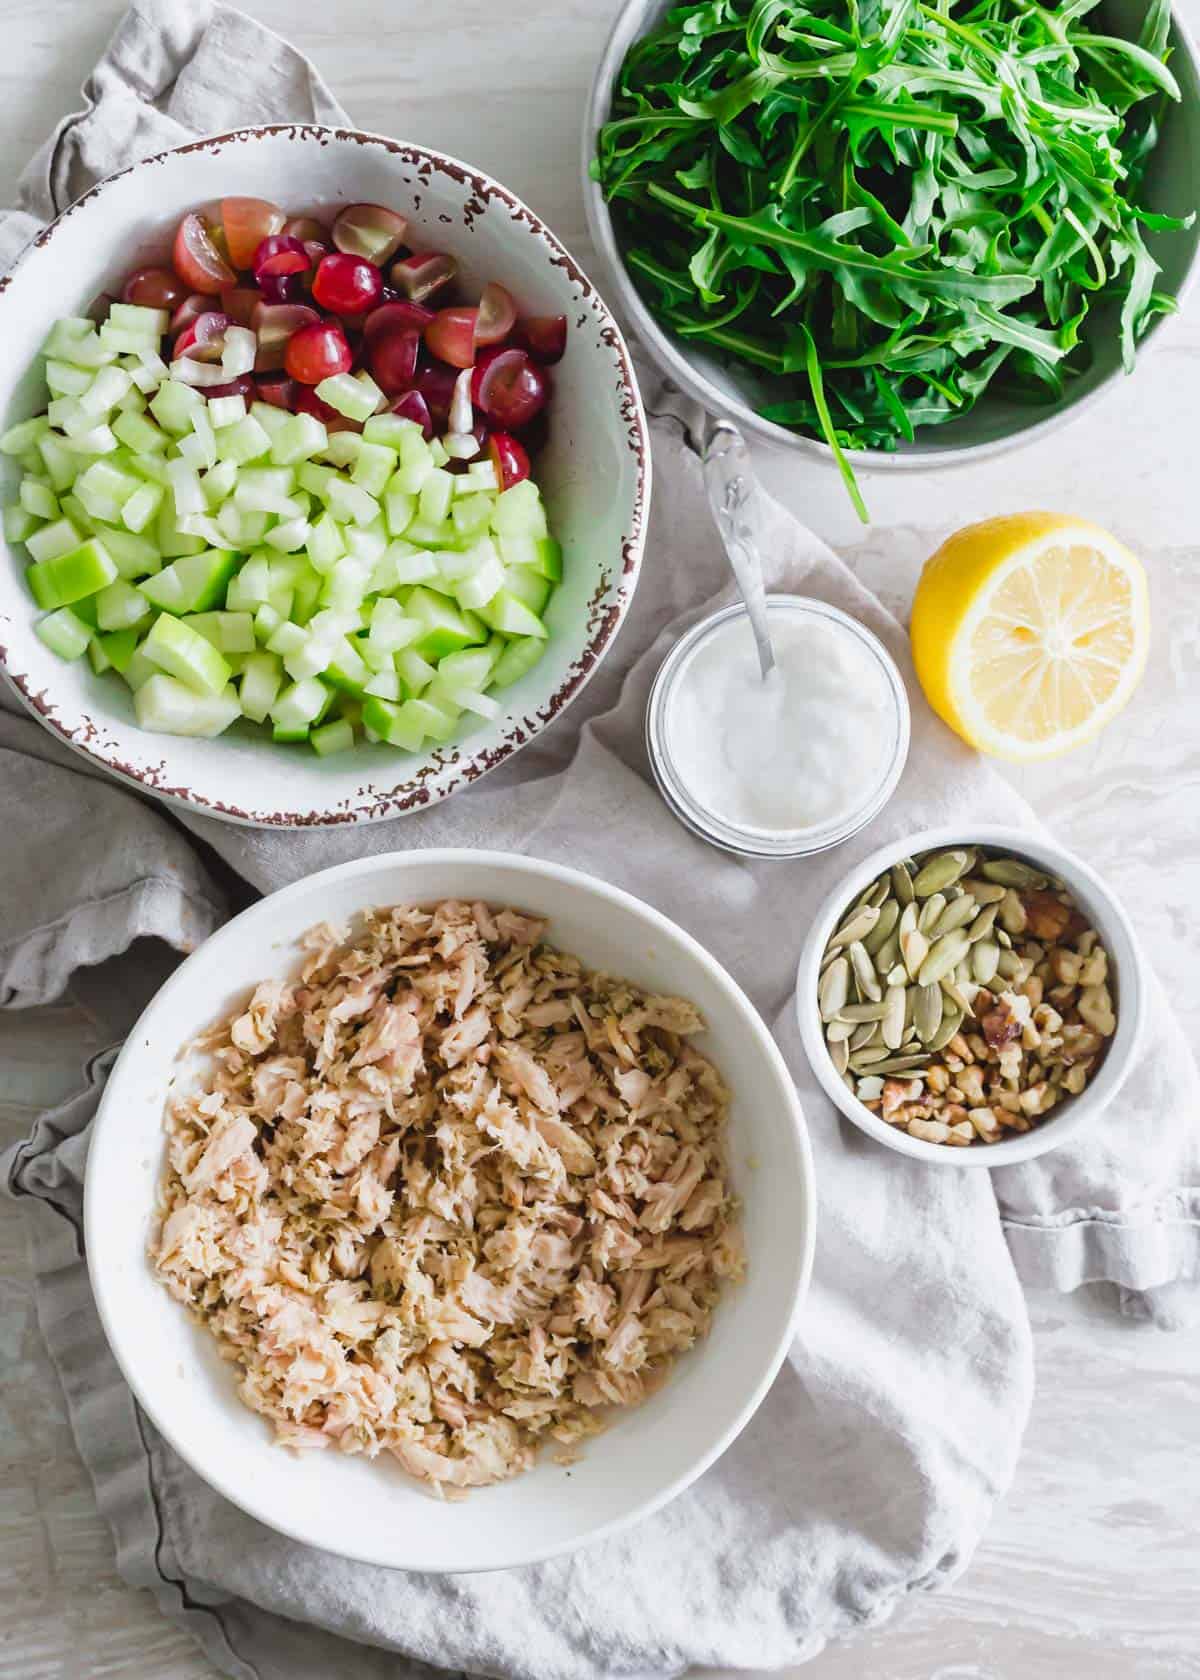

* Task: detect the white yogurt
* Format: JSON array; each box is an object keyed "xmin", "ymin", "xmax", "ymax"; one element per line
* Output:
[{"xmin": 662, "ymin": 605, "xmax": 898, "ymax": 837}]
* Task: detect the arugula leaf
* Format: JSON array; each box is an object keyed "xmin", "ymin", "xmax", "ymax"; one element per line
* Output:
[{"xmin": 594, "ymin": 0, "xmax": 1194, "ymax": 516}]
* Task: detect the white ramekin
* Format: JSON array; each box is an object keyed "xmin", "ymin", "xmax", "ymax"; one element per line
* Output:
[{"xmin": 795, "ymin": 825, "xmax": 1145, "ymax": 1167}]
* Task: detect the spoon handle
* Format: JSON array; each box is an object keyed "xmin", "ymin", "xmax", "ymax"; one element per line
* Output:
[{"xmin": 701, "ymin": 419, "xmax": 775, "ymax": 681}]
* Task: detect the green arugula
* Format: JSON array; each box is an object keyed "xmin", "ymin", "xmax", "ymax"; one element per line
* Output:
[{"xmin": 593, "ymin": 0, "xmax": 1194, "ymax": 517}]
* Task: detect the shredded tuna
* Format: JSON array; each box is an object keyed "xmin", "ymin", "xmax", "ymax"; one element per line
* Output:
[{"xmin": 151, "ymin": 901, "xmax": 740, "ymax": 1496}]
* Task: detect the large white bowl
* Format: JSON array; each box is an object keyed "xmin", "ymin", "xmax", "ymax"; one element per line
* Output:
[
  {"xmin": 85, "ymin": 850, "xmax": 815, "ymax": 1572},
  {"xmin": 0, "ymin": 126, "xmax": 650, "ymax": 825},
  {"xmin": 795, "ymin": 826, "xmax": 1145, "ymax": 1168}
]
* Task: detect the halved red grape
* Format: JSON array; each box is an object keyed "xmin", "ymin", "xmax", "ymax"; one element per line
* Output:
[
  {"xmin": 200, "ymin": 373, "xmax": 256, "ymax": 403},
  {"xmin": 390, "ymin": 390, "xmax": 434, "ymax": 440},
  {"xmin": 476, "ymin": 282, "xmax": 517, "ymax": 347},
  {"xmin": 220, "ymin": 285, "xmax": 262, "ymax": 328},
  {"xmin": 173, "ymin": 213, "xmax": 235, "ymax": 295},
  {"xmin": 285, "ymin": 320, "xmax": 353, "ymax": 384},
  {"xmin": 123, "ymin": 266, "xmax": 187, "ymax": 311},
  {"xmin": 221, "ymin": 197, "xmax": 286, "ymax": 270},
  {"xmin": 425, "ymin": 307, "xmax": 478, "ymax": 370},
  {"xmin": 259, "ymin": 271, "xmax": 304, "ymax": 304},
  {"xmin": 173, "ymin": 311, "xmax": 230, "ymax": 363},
  {"xmin": 332, "ymin": 203, "xmax": 408, "ymax": 266},
  {"xmin": 391, "ymin": 251, "xmax": 457, "ymax": 303},
  {"xmin": 515, "ymin": 314, "xmax": 568, "ymax": 365},
  {"xmin": 170, "ymin": 293, "xmax": 210, "ymax": 336},
  {"xmin": 253, "ymin": 234, "xmax": 310, "ymax": 283},
  {"xmin": 312, "ymin": 253, "xmax": 383, "ymax": 315},
  {"xmin": 473, "ymin": 347, "xmax": 548, "ymax": 428},
  {"xmin": 365, "ymin": 299, "xmax": 434, "ymax": 340},
  {"xmin": 255, "ymin": 373, "xmax": 296, "ymax": 410},
  {"xmin": 488, "ymin": 431, "xmax": 531, "ymax": 491},
  {"xmin": 252, "ymin": 301, "xmax": 321, "ymax": 371},
  {"xmin": 413, "ymin": 360, "xmax": 459, "ymax": 428},
  {"xmin": 369, "ymin": 325, "xmax": 420, "ymax": 395},
  {"xmin": 282, "ymin": 216, "xmax": 328, "ymax": 244}
]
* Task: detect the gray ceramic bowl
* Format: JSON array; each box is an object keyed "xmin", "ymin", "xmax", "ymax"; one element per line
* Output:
[{"xmin": 582, "ymin": 0, "xmax": 1200, "ymax": 471}]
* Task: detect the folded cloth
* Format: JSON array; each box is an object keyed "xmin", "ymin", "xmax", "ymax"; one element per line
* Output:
[{"xmin": 2, "ymin": 6, "xmax": 1197, "ymax": 1680}]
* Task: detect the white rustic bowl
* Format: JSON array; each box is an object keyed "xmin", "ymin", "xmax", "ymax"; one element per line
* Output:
[
  {"xmin": 583, "ymin": 0, "xmax": 1200, "ymax": 472},
  {"xmin": 0, "ymin": 126, "xmax": 649, "ymax": 826},
  {"xmin": 85, "ymin": 850, "xmax": 816, "ymax": 1572},
  {"xmin": 795, "ymin": 826, "xmax": 1145, "ymax": 1168}
]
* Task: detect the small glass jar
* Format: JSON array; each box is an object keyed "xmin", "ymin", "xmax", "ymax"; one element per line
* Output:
[{"xmin": 645, "ymin": 595, "xmax": 910, "ymax": 860}]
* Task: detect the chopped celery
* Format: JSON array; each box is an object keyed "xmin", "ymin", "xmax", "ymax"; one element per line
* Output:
[
  {"xmin": 3, "ymin": 504, "xmax": 38, "ymax": 543},
  {"xmin": 479, "ymin": 589, "xmax": 549, "ymax": 639},
  {"xmin": 270, "ymin": 412, "xmax": 328, "ymax": 467},
  {"xmin": 272, "ymin": 676, "xmax": 327, "ymax": 730},
  {"xmin": 27, "ymin": 537, "xmax": 117, "ymax": 609},
  {"xmin": 20, "ymin": 477, "xmax": 59, "ymax": 522},
  {"xmin": 362, "ymin": 413, "xmax": 420, "ymax": 450},
  {"xmin": 216, "ymin": 414, "xmax": 272, "ymax": 466},
  {"xmin": 185, "ymin": 610, "xmax": 256, "ymax": 653},
  {"xmin": 492, "ymin": 478, "xmax": 549, "ymax": 538},
  {"xmin": 418, "ymin": 468, "xmax": 454, "ymax": 526},
  {"xmin": 325, "ymin": 478, "xmax": 380, "ymax": 528},
  {"xmin": 97, "ymin": 525, "xmax": 162, "ymax": 578},
  {"xmin": 134, "ymin": 673, "xmax": 240, "ymax": 737},
  {"xmin": 238, "ymin": 650, "xmax": 284, "ymax": 722},
  {"xmin": 139, "ymin": 549, "xmax": 238, "ymax": 614},
  {"xmin": 352, "ymin": 442, "xmax": 396, "ymax": 496},
  {"xmin": 112, "ymin": 410, "xmax": 168, "ymax": 455},
  {"xmin": 25, "ymin": 517, "xmax": 82, "ymax": 565},
  {"xmin": 35, "ymin": 606, "xmax": 92, "ymax": 660},
  {"xmin": 314, "ymin": 370, "xmax": 384, "ymax": 423},
  {"xmin": 208, "ymin": 393, "xmax": 248, "ymax": 430},
  {"xmin": 501, "ymin": 565, "xmax": 553, "ymax": 615},
  {"xmin": 96, "ymin": 578, "xmax": 153, "ymax": 631},
  {"xmin": 489, "ymin": 637, "xmax": 547, "ymax": 687},
  {"xmin": 311, "ymin": 717, "xmax": 355, "ymax": 756},
  {"xmin": 144, "ymin": 612, "xmax": 232, "ymax": 695},
  {"xmin": 96, "ymin": 627, "xmax": 141, "ymax": 674}
]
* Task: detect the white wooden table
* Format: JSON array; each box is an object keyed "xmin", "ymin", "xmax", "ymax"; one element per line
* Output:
[{"xmin": 3, "ymin": 2, "xmax": 1200, "ymax": 1676}]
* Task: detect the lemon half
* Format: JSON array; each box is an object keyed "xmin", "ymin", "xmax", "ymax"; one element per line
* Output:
[{"xmin": 911, "ymin": 512, "xmax": 1150, "ymax": 761}]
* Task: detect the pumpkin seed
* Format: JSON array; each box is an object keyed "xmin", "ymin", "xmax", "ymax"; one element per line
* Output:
[
  {"xmin": 842, "ymin": 1069, "xmax": 856, "ymax": 1094},
  {"xmin": 891, "ymin": 861, "xmax": 915, "ymax": 905},
  {"xmin": 996, "ymin": 928, "xmax": 1013, "ymax": 950},
  {"xmin": 998, "ymin": 889, "xmax": 1027, "ymax": 935},
  {"xmin": 996, "ymin": 947, "xmax": 1022, "ymax": 980},
  {"xmin": 872, "ymin": 932, "xmax": 901, "ymax": 976},
  {"xmin": 856, "ymin": 1076, "xmax": 884, "ymax": 1101},
  {"xmin": 862, "ymin": 899, "xmax": 900, "ymax": 954},
  {"xmin": 849, "ymin": 940, "xmax": 882, "ymax": 1003},
  {"xmin": 829, "ymin": 903, "xmax": 881, "ymax": 950},
  {"xmin": 886, "ymin": 963, "xmax": 908, "ymax": 987},
  {"xmin": 900, "ymin": 927, "xmax": 930, "ymax": 981},
  {"xmin": 941, "ymin": 975, "xmax": 973, "ymax": 1016},
  {"xmin": 897, "ymin": 900, "xmax": 918, "ymax": 938},
  {"xmin": 839, "ymin": 1001, "xmax": 889, "ymax": 1022},
  {"xmin": 849, "ymin": 1021, "xmax": 880, "ymax": 1051},
  {"xmin": 960, "ymin": 879, "xmax": 1006, "ymax": 905},
  {"xmin": 849, "ymin": 1046, "xmax": 894, "ymax": 1071},
  {"xmin": 971, "ymin": 939, "xmax": 1001, "ymax": 985},
  {"xmin": 867, "ymin": 1053, "xmax": 931, "ymax": 1075},
  {"xmin": 918, "ymin": 930, "xmax": 971, "ymax": 986},
  {"xmin": 914, "ymin": 982, "xmax": 943, "ymax": 1043},
  {"xmin": 912, "ymin": 849, "xmax": 970, "ymax": 897},
  {"xmin": 926, "ymin": 1004, "xmax": 965, "ymax": 1052},
  {"xmin": 918, "ymin": 892, "xmax": 947, "ymax": 935},
  {"xmin": 881, "ymin": 984, "xmax": 907, "ymax": 1050},
  {"xmin": 830, "ymin": 1035, "xmax": 850, "ymax": 1075},
  {"xmin": 825, "ymin": 1018, "xmax": 855, "ymax": 1043},
  {"xmin": 819, "ymin": 957, "xmax": 849, "ymax": 1021},
  {"xmin": 981, "ymin": 857, "xmax": 1046, "ymax": 889},
  {"xmin": 965, "ymin": 902, "xmax": 999, "ymax": 942},
  {"xmin": 933, "ymin": 894, "xmax": 980, "ymax": 938}
]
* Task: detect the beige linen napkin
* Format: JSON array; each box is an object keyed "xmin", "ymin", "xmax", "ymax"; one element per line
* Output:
[{"xmin": 2, "ymin": 6, "xmax": 1198, "ymax": 1680}]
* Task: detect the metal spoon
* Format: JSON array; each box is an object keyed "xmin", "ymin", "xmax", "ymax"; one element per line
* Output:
[{"xmin": 699, "ymin": 417, "xmax": 776, "ymax": 681}]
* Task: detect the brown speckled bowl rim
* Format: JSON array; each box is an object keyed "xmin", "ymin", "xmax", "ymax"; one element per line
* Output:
[{"xmin": 0, "ymin": 124, "xmax": 651, "ymax": 827}]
